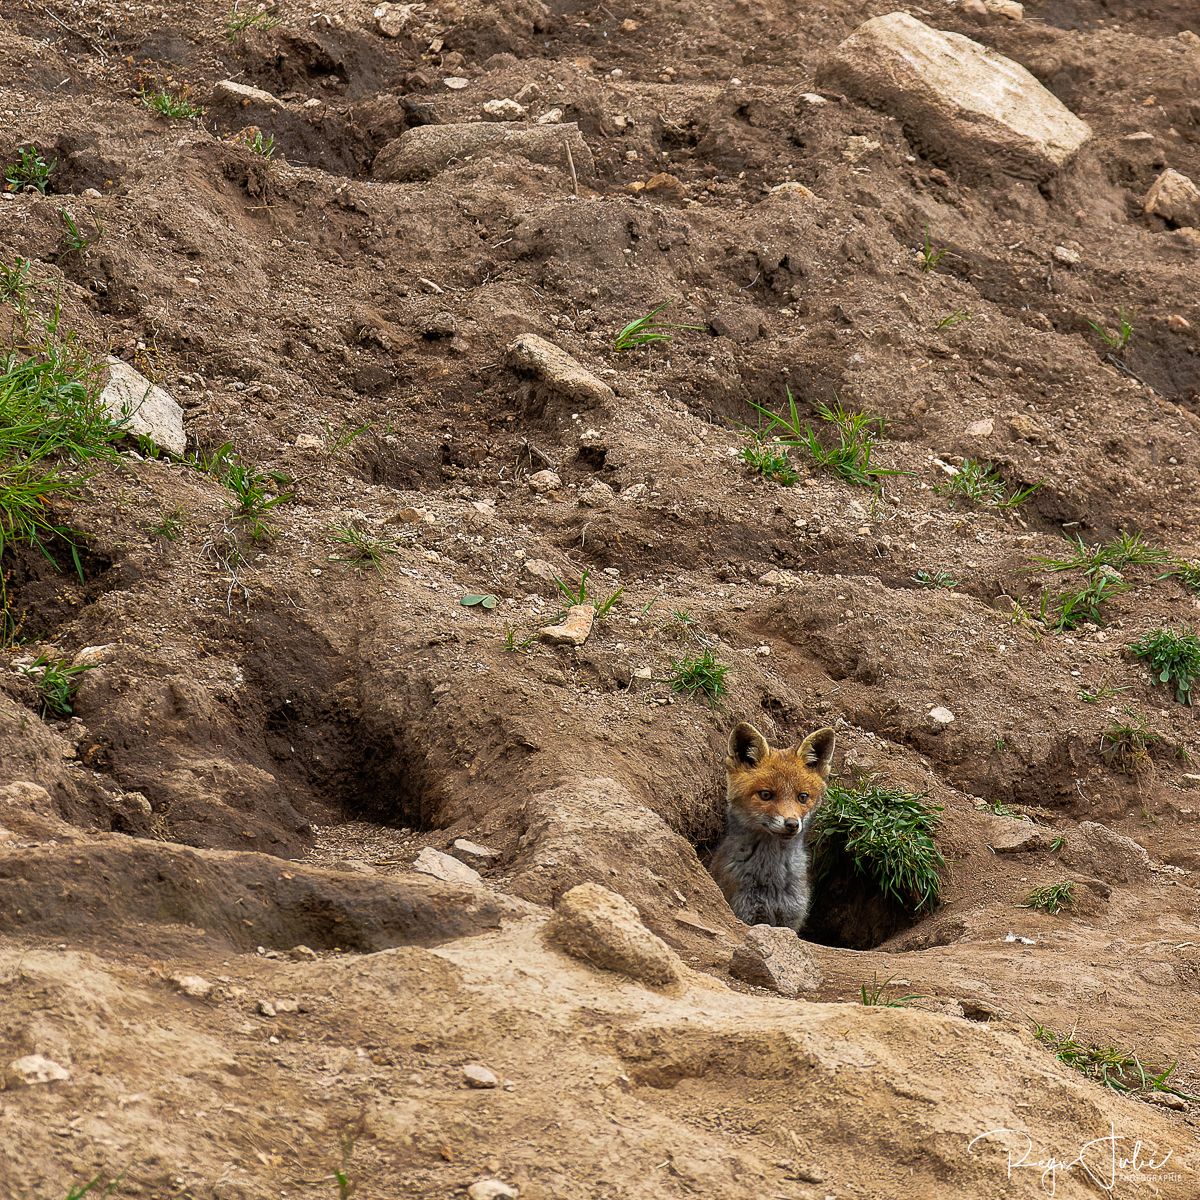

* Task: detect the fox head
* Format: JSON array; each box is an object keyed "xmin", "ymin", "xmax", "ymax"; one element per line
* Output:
[{"xmin": 725, "ymin": 721, "xmax": 837, "ymax": 841}]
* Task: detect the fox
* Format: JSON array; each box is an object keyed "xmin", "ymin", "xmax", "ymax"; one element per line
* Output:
[{"xmin": 708, "ymin": 721, "xmax": 837, "ymax": 932}]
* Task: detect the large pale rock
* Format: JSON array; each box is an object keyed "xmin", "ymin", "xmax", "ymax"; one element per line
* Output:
[
  {"xmin": 412, "ymin": 846, "xmax": 484, "ymax": 886},
  {"xmin": 730, "ymin": 925, "xmax": 822, "ymax": 996},
  {"xmin": 213, "ymin": 79, "xmax": 283, "ymax": 108},
  {"xmin": 373, "ymin": 122, "xmax": 595, "ymax": 182},
  {"xmin": 1059, "ymin": 821, "xmax": 1150, "ymax": 884},
  {"xmin": 539, "ymin": 604, "xmax": 594, "ymax": 647},
  {"xmin": 545, "ymin": 882, "xmax": 683, "ymax": 988},
  {"xmin": 1143, "ymin": 169, "xmax": 1200, "ymax": 227},
  {"xmin": 100, "ymin": 358, "xmax": 186, "ymax": 455},
  {"xmin": 823, "ymin": 12, "xmax": 1091, "ymax": 179},
  {"xmin": 505, "ymin": 334, "xmax": 614, "ymax": 408},
  {"xmin": 8, "ymin": 1054, "xmax": 70, "ymax": 1085}
]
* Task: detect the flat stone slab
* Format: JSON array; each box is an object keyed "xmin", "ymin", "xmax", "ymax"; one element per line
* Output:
[
  {"xmin": 823, "ymin": 12, "xmax": 1091, "ymax": 179},
  {"xmin": 100, "ymin": 357, "xmax": 186, "ymax": 455},
  {"xmin": 373, "ymin": 122, "xmax": 595, "ymax": 182}
]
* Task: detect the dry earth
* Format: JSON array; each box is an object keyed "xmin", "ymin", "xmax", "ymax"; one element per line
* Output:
[{"xmin": 1, "ymin": 0, "xmax": 1200, "ymax": 1196}]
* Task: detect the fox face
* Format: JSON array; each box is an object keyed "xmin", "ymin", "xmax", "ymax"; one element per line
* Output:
[{"xmin": 725, "ymin": 721, "xmax": 837, "ymax": 841}]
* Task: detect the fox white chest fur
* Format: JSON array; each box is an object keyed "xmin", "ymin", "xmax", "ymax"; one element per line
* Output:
[{"xmin": 709, "ymin": 721, "xmax": 836, "ymax": 933}]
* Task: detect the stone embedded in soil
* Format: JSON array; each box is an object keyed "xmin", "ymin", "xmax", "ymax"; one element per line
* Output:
[
  {"xmin": 928, "ymin": 706, "xmax": 955, "ymax": 729},
  {"xmin": 100, "ymin": 357, "xmax": 186, "ymax": 456},
  {"xmin": 170, "ymin": 973, "xmax": 215, "ymax": 999},
  {"xmin": 372, "ymin": 123, "xmax": 595, "ymax": 183},
  {"xmin": 462, "ymin": 1063, "xmax": 499, "ymax": 1089},
  {"xmin": 983, "ymin": 816, "xmax": 1046, "ymax": 854},
  {"xmin": 729, "ymin": 925, "xmax": 822, "ymax": 997},
  {"xmin": 467, "ymin": 1181, "xmax": 518, "ymax": 1200},
  {"xmin": 482, "ymin": 99, "xmax": 526, "ymax": 121},
  {"xmin": 505, "ymin": 334, "xmax": 615, "ymax": 408},
  {"xmin": 451, "ymin": 838, "xmax": 500, "ymax": 865},
  {"xmin": 545, "ymin": 882, "xmax": 684, "ymax": 989},
  {"xmin": 412, "ymin": 846, "xmax": 484, "ymax": 886},
  {"xmin": 526, "ymin": 469, "xmax": 562, "ymax": 494},
  {"xmin": 8, "ymin": 1054, "xmax": 70, "ymax": 1086},
  {"xmin": 823, "ymin": 12, "xmax": 1090, "ymax": 180},
  {"xmin": 522, "ymin": 557, "xmax": 560, "ymax": 582},
  {"xmin": 213, "ymin": 80, "xmax": 283, "ymax": 109},
  {"xmin": 538, "ymin": 604, "xmax": 595, "ymax": 647},
  {"xmin": 579, "ymin": 480, "xmax": 614, "ymax": 508},
  {"xmin": 965, "ymin": 417, "xmax": 994, "ymax": 437},
  {"xmin": 373, "ymin": 2, "xmax": 415, "ymax": 37},
  {"xmin": 1059, "ymin": 821, "xmax": 1151, "ymax": 884},
  {"xmin": 1052, "ymin": 245, "xmax": 1081, "ymax": 266},
  {"xmin": 1143, "ymin": 169, "xmax": 1200, "ymax": 228}
]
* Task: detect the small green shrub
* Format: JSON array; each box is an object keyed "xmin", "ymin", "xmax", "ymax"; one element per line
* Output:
[
  {"xmin": 194, "ymin": 443, "xmax": 292, "ymax": 540},
  {"xmin": 913, "ymin": 568, "xmax": 958, "ymax": 589},
  {"xmin": 935, "ymin": 309, "xmax": 969, "ymax": 330},
  {"xmin": 1038, "ymin": 569, "xmax": 1128, "ymax": 631},
  {"xmin": 139, "ymin": 87, "xmax": 204, "ymax": 119},
  {"xmin": 1021, "ymin": 881, "xmax": 1074, "ymax": 914},
  {"xmin": 1129, "ymin": 627, "xmax": 1200, "ymax": 705},
  {"xmin": 1166, "ymin": 561, "xmax": 1200, "ymax": 596},
  {"xmin": 1033, "ymin": 1023, "xmax": 1194, "ymax": 1099},
  {"xmin": 813, "ymin": 780, "xmax": 944, "ymax": 911},
  {"xmin": 739, "ymin": 438, "xmax": 798, "ymax": 486},
  {"xmin": 613, "ymin": 300, "xmax": 703, "ymax": 351},
  {"xmin": 331, "ymin": 525, "xmax": 396, "ymax": 571},
  {"xmin": 4, "ymin": 145, "xmax": 55, "ymax": 193},
  {"xmin": 935, "ymin": 459, "xmax": 1039, "ymax": 510},
  {"xmin": 1037, "ymin": 530, "xmax": 1170, "ymax": 573},
  {"xmin": 19, "ymin": 653, "xmax": 93, "ymax": 717},
  {"xmin": 919, "ymin": 227, "xmax": 946, "ymax": 272},
  {"xmin": 667, "ymin": 648, "xmax": 728, "ymax": 703},
  {"xmin": 1099, "ymin": 714, "xmax": 1163, "ymax": 774},
  {"xmin": 552, "ymin": 568, "xmax": 622, "ymax": 617}
]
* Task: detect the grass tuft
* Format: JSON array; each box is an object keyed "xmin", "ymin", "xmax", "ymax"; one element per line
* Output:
[
  {"xmin": 813, "ymin": 780, "xmax": 944, "ymax": 911},
  {"xmin": 859, "ymin": 973, "xmax": 923, "ymax": 1007},
  {"xmin": 19, "ymin": 653, "xmax": 94, "ymax": 716},
  {"xmin": 935, "ymin": 459, "xmax": 1039, "ymax": 510},
  {"xmin": 226, "ymin": 3, "xmax": 280, "ymax": 38},
  {"xmin": 331, "ymin": 525, "xmax": 396, "ymax": 572},
  {"xmin": 1129, "ymin": 627, "xmax": 1200, "ymax": 706},
  {"xmin": 195, "ymin": 443, "xmax": 293, "ymax": 541},
  {"xmin": 1021, "ymin": 881, "xmax": 1074, "ymax": 914},
  {"xmin": 1033, "ymin": 1023, "xmax": 1194, "ymax": 1099},
  {"xmin": 613, "ymin": 300, "xmax": 703, "ymax": 352},
  {"xmin": 919, "ymin": 227, "xmax": 946, "ymax": 272},
  {"xmin": 1099, "ymin": 713, "xmax": 1163, "ymax": 774},
  {"xmin": 739, "ymin": 437, "xmax": 798, "ymax": 486},
  {"xmin": 1036, "ymin": 530, "xmax": 1170, "ymax": 574},
  {"xmin": 913, "ymin": 568, "xmax": 958, "ymax": 589},
  {"xmin": 667, "ymin": 648, "xmax": 728, "ymax": 703},
  {"xmin": 1037, "ymin": 569, "xmax": 1128, "ymax": 632},
  {"xmin": 139, "ymin": 87, "xmax": 204, "ymax": 119},
  {"xmin": 1086, "ymin": 307, "xmax": 1134, "ymax": 352}
]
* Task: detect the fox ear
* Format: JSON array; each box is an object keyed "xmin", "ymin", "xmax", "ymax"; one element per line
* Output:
[
  {"xmin": 795, "ymin": 727, "xmax": 837, "ymax": 779},
  {"xmin": 728, "ymin": 722, "xmax": 770, "ymax": 767}
]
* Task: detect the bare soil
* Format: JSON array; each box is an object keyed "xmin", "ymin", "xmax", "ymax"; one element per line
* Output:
[{"xmin": 1, "ymin": 0, "xmax": 1199, "ymax": 1196}]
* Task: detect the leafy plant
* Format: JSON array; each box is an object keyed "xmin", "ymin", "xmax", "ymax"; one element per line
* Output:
[
  {"xmin": 1048, "ymin": 836, "xmax": 1065, "ymax": 853},
  {"xmin": 195, "ymin": 442, "xmax": 292, "ymax": 540},
  {"xmin": 1033, "ymin": 1023, "xmax": 1194, "ymax": 1099},
  {"xmin": 813, "ymin": 780, "xmax": 944, "ymax": 911},
  {"xmin": 241, "ymin": 129, "xmax": 277, "ymax": 158},
  {"xmin": 739, "ymin": 438, "xmax": 798, "ymax": 486},
  {"xmin": 747, "ymin": 390, "xmax": 906, "ymax": 494},
  {"xmin": 594, "ymin": 584, "xmax": 623, "ymax": 619},
  {"xmin": 149, "ymin": 507, "xmax": 185, "ymax": 541},
  {"xmin": 935, "ymin": 309, "xmax": 969, "ymax": 330},
  {"xmin": 913, "ymin": 568, "xmax": 958, "ymax": 589},
  {"xmin": 1099, "ymin": 714, "xmax": 1163, "ymax": 774},
  {"xmin": 460, "ymin": 593, "xmax": 498, "ymax": 610},
  {"xmin": 1086, "ymin": 307, "xmax": 1134, "ymax": 352},
  {"xmin": 64, "ymin": 1174, "xmax": 123, "ymax": 1200},
  {"xmin": 1021, "ymin": 881, "xmax": 1074, "ymax": 914},
  {"xmin": 859, "ymin": 973, "xmax": 923, "ymax": 1007},
  {"xmin": 1037, "ymin": 530, "xmax": 1170, "ymax": 574},
  {"xmin": 667, "ymin": 648, "xmax": 728, "ymax": 703},
  {"xmin": 919, "ymin": 227, "xmax": 946, "ymax": 272},
  {"xmin": 1165, "ymin": 560, "xmax": 1200, "ymax": 596},
  {"xmin": 552, "ymin": 568, "xmax": 621, "ymax": 616},
  {"xmin": 613, "ymin": 300, "xmax": 703, "ymax": 351},
  {"xmin": 139, "ymin": 87, "xmax": 204, "ymax": 119},
  {"xmin": 226, "ymin": 3, "xmax": 280, "ymax": 38},
  {"xmin": 935, "ymin": 459, "xmax": 1039, "ymax": 510},
  {"xmin": 4, "ymin": 145, "xmax": 55, "ymax": 193},
  {"xmin": 1038, "ymin": 569, "xmax": 1128, "ymax": 632},
  {"xmin": 331, "ymin": 525, "xmax": 395, "ymax": 572},
  {"xmin": 1129, "ymin": 627, "xmax": 1200, "ymax": 705},
  {"xmin": 0, "ymin": 257, "xmax": 37, "ymax": 306},
  {"xmin": 19, "ymin": 653, "xmax": 93, "ymax": 717},
  {"xmin": 58, "ymin": 209, "xmax": 101, "ymax": 258}
]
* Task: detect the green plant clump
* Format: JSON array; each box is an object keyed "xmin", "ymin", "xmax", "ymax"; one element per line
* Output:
[
  {"xmin": 19, "ymin": 653, "xmax": 94, "ymax": 717},
  {"xmin": 613, "ymin": 300, "xmax": 703, "ymax": 351},
  {"xmin": 859, "ymin": 973, "xmax": 923, "ymax": 1007},
  {"xmin": 1021, "ymin": 880, "xmax": 1074, "ymax": 914},
  {"xmin": 1129, "ymin": 627, "xmax": 1200, "ymax": 706},
  {"xmin": 667, "ymin": 648, "xmax": 728, "ymax": 704},
  {"xmin": 1038, "ymin": 569, "xmax": 1128, "ymax": 632},
  {"xmin": 139, "ymin": 87, "xmax": 204, "ymax": 119},
  {"xmin": 5, "ymin": 145, "xmax": 56, "ymax": 193},
  {"xmin": 913, "ymin": 568, "xmax": 958, "ymax": 589},
  {"xmin": 935, "ymin": 459, "xmax": 1039, "ymax": 510},
  {"xmin": 813, "ymin": 780, "xmax": 944, "ymax": 911},
  {"xmin": 739, "ymin": 438, "xmax": 799, "ymax": 486},
  {"xmin": 1033, "ymin": 1024, "xmax": 1194, "ymax": 1099}
]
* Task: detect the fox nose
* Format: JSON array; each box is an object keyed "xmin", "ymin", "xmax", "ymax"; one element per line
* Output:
[{"xmin": 783, "ymin": 817, "xmax": 800, "ymax": 835}]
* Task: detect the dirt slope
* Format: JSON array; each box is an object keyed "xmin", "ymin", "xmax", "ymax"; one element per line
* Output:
[{"xmin": 1, "ymin": 0, "xmax": 1200, "ymax": 1195}]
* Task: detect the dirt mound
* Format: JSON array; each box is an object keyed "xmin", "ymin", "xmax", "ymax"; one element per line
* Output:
[{"xmin": 2, "ymin": 0, "xmax": 1200, "ymax": 1195}]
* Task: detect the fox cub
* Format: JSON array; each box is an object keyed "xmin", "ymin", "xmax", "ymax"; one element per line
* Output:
[{"xmin": 709, "ymin": 721, "xmax": 837, "ymax": 932}]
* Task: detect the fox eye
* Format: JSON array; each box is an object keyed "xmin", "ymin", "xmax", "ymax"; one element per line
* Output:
[
  {"xmin": 757, "ymin": 789, "xmax": 774, "ymax": 801},
  {"xmin": 799, "ymin": 792, "xmax": 810, "ymax": 802}
]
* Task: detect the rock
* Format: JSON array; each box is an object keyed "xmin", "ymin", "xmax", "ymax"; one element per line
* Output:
[
  {"xmin": 467, "ymin": 1182, "xmax": 518, "ymax": 1200},
  {"xmin": 288, "ymin": 944, "xmax": 318, "ymax": 961},
  {"xmin": 482, "ymin": 98, "xmax": 526, "ymax": 121},
  {"xmin": 1052, "ymin": 245, "xmax": 1080, "ymax": 266},
  {"xmin": 539, "ymin": 604, "xmax": 594, "ymax": 647},
  {"xmin": 373, "ymin": 123, "xmax": 595, "ymax": 182},
  {"xmin": 526, "ymin": 469, "xmax": 562, "ymax": 495},
  {"xmin": 799, "ymin": 92, "xmax": 828, "ymax": 106},
  {"xmin": 988, "ymin": 0, "xmax": 1023, "ymax": 19},
  {"xmin": 1180, "ymin": 774, "xmax": 1200, "ymax": 790},
  {"xmin": 1059, "ymin": 821, "xmax": 1150, "ymax": 884},
  {"xmin": 273, "ymin": 998, "xmax": 299, "ymax": 1014},
  {"xmin": 928, "ymin": 706, "xmax": 955, "ymax": 729},
  {"xmin": 822, "ymin": 12, "xmax": 1090, "ymax": 179},
  {"xmin": 295, "ymin": 433, "xmax": 324, "ymax": 451},
  {"xmin": 674, "ymin": 911, "xmax": 723, "ymax": 937},
  {"xmin": 1007, "ymin": 412, "xmax": 1046, "ymax": 441},
  {"xmin": 983, "ymin": 816, "xmax": 1046, "ymax": 854},
  {"xmin": 213, "ymin": 80, "xmax": 282, "ymax": 108},
  {"xmin": 170, "ymin": 973, "xmax": 214, "ymax": 999},
  {"xmin": 1180, "ymin": 30, "xmax": 1200, "ymax": 48},
  {"xmin": 373, "ymin": 2, "xmax": 416, "ymax": 36},
  {"xmin": 768, "ymin": 181, "xmax": 816, "ymax": 199},
  {"xmin": 1168, "ymin": 315, "xmax": 1192, "ymax": 332},
  {"xmin": 642, "ymin": 171, "xmax": 685, "ymax": 202},
  {"xmin": 536, "ymin": 108, "xmax": 564, "ymax": 125},
  {"xmin": 523, "ymin": 557, "xmax": 560, "ymax": 582},
  {"xmin": 506, "ymin": 334, "xmax": 614, "ymax": 408},
  {"xmin": 444, "ymin": 76, "xmax": 470, "ymax": 90},
  {"xmin": 462, "ymin": 1063, "xmax": 499, "ymax": 1089},
  {"xmin": 100, "ymin": 357, "xmax": 186, "ymax": 455},
  {"xmin": 412, "ymin": 846, "xmax": 484, "ymax": 886},
  {"xmin": 257, "ymin": 1000, "xmax": 276, "ymax": 1017},
  {"xmin": 1143, "ymin": 168, "xmax": 1200, "ymax": 228},
  {"xmin": 8, "ymin": 1054, "xmax": 69, "ymax": 1085},
  {"xmin": 965, "ymin": 417, "xmax": 994, "ymax": 437},
  {"xmin": 72, "ymin": 643, "xmax": 113, "ymax": 668},
  {"xmin": 579, "ymin": 480, "xmax": 614, "ymax": 508},
  {"xmin": 545, "ymin": 882, "xmax": 683, "ymax": 988},
  {"xmin": 729, "ymin": 925, "xmax": 822, "ymax": 996},
  {"xmin": 451, "ymin": 838, "xmax": 500, "ymax": 865}
]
